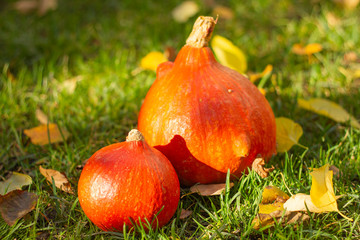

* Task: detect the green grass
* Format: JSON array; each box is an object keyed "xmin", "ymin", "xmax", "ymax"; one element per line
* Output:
[{"xmin": 1, "ymin": 0, "xmax": 360, "ymax": 239}]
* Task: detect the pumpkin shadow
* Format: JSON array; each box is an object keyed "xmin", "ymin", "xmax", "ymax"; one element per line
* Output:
[{"xmin": 155, "ymin": 135, "xmax": 236, "ymax": 187}]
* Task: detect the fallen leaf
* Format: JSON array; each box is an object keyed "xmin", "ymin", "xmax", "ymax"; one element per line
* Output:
[
  {"xmin": 37, "ymin": 0, "xmax": 57, "ymax": 15},
  {"xmin": 0, "ymin": 190, "xmax": 38, "ymax": 226},
  {"xmin": 58, "ymin": 76, "xmax": 83, "ymax": 94},
  {"xmin": 258, "ymin": 87, "xmax": 266, "ymax": 96},
  {"xmin": 0, "ymin": 172, "xmax": 32, "ymax": 195},
  {"xmin": 298, "ymin": 98, "xmax": 360, "ymax": 129},
  {"xmin": 326, "ymin": 12, "xmax": 341, "ymax": 27},
  {"xmin": 261, "ymin": 186, "xmax": 290, "ymax": 204},
  {"xmin": 24, "ymin": 123, "xmax": 70, "ymax": 145},
  {"xmin": 190, "ymin": 183, "xmax": 234, "ymax": 196},
  {"xmin": 13, "ymin": 0, "xmax": 38, "ymax": 14},
  {"xmin": 164, "ymin": 47, "xmax": 177, "ymax": 62},
  {"xmin": 258, "ymin": 202, "xmax": 284, "ymax": 214},
  {"xmin": 343, "ymin": 52, "xmax": 358, "ymax": 64},
  {"xmin": 140, "ymin": 51, "xmax": 168, "ymax": 71},
  {"xmin": 249, "ymin": 64, "xmax": 273, "ymax": 83},
  {"xmin": 211, "ymin": 35, "xmax": 247, "ymax": 73},
  {"xmin": 329, "ymin": 165, "xmax": 340, "ymax": 179},
  {"xmin": 179, "ymin": 209, "xmax": 193, "ymax": 219},
  {"xmin": 39, "ymin": 166, "xmax": 73, "ymax": 194},
  {"xmin": 310, "ymin": 164, "xmax": 339, "ymax": 212},
  {"xmin": 172, "ymin": 1, "xmax": 199, "ymax": 23},
  {"xmin": 253, "ymin": 185, "xmax": 307, "ymax": 230},
  {"xmin": 35, "ymin": 109, "xmax": 49, "ymax": 125},
  {"xmin": 13, "ymin": 0, "xmax": 57, "ymax": 15},
  {"xmin": 252, "ymin": 210, "xmax": 309, "ymax": 230},
  {"xmin": 333, "ymin": 0, "xmax": 360, "ymax": 9},
  {"xmin": 252, "ymin": 157, "xmax": 274, "ymax": 178},
  {"xmin": 283, "ymin": 193, "xmax": 323, "ymax": 212},
  {"xmin": 283, "ymin": 164, "xmax": 352, "ymax": 220},
  {"xmin": 291, "ymin": 43, "xmax": 322, "ymax": 55},
  {"xmin": 212, "ymin": 5, "xmax": 234, "ymax": 20},
  {"xmin": 275, "ymin": 117, "xmax": 304, "ymax": 153}
]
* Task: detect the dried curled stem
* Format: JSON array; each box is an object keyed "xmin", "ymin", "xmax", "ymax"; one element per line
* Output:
[
  {"xmin": 186, "ymin": 16, "xmax": 217, "ymax": 48},
  {"xmin": 126, "ymin": 129, "xmax": 145, "ymax": 142}
]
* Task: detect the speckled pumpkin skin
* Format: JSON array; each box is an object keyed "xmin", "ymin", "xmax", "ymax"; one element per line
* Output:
[
  {"xmin": 77, "ymin": 140, "xmax": 180, "ymax": 231},
  {"xmin": 138, "ymin": 45, "xmax": 277, "ymax": 187}
]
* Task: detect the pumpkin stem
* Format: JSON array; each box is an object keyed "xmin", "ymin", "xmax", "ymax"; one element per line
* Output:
[
  {"xmin": 186, "ymin": 16, "xmax": 217, "ymax": 48},
  {"xmin": 126, "ymin": 129, "xmax": 145, "ymax": 142}
]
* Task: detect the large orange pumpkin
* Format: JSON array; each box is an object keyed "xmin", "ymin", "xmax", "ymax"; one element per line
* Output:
[{"xmin": 138, "ymin": 16, "xmax": 276, "ymax": 186}]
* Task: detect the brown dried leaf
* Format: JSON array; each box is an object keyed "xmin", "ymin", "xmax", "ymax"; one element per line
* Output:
[
  {"xmin": 179, "ymin": 209, "xmax": 193, "ymax": 219},
  {"xmin": 0, "ymin": 190, "xmax": 38, "ymax": 226},
  {"xmin": 39, "ymin": 166, "xmax": 73, "ymax": 194},
  {"xmin": 164, "ymin": 47, "xmax": 177, "ymax": 62},
  {"xmin": 13, "ymin": 0, "xmax": 38, "ymax": 14},
  {"xmin": 35, "ymin": 109, "xmax": 49, "ymax": 125},
  {"xmin": 24, "ymin": 123, "xmax": 70, "ymax": 145},
  {"xmin": 37, "ymin": 0, "xmax": 57, "ymax": 15},
  {"xmin": 252, "ymin": 210, "xmax": 309, "ymax": 230},
  {"xmin": 252, "ymin": 157, "xmax": 274, "ymax": 178},
  {"xmin": 190, "ymin": 183, "xmax": 234, "ymax": 196},
  {"xmin": 13, "ymin": 0, "xmax": 57, "ymax": 15},
  {"xmin": 329, "ymin": 165, "xmax": 340, "ymax": 179},
  {"xmin": 343, "ymin": 52, "xmax": 358, "ymax": 64},
  {"xmin": 212, "ymin": 5, "xmax": 234, "ymax": 20}
]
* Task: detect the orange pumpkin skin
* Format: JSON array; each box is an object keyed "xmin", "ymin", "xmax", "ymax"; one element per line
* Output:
[
  {"xmin": 78, "ymin": 131, "xmax": 180, "ymax": 231},
  {"xmin": 138, "ymin": 17, "xmax": 276, "ymax": 187}
]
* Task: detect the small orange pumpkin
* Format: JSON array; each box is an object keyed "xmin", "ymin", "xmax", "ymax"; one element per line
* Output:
[
  {"xmin": 78, "ymin": 129, "xmax": 180, "ymax": 231},
  {"xmin": 138, "ymin": 16, "xmax": 276, "ymax": 186}
]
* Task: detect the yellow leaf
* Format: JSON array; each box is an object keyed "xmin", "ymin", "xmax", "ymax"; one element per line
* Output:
[
  {"xmin": 171, "ymin": 1, "xmax": 199, "ymax": 23},
  {"xmin": 249, "ymin": 64, "xmax": 273, "ymax": 83},
  {"xmin": 292, "ymin": 43, "xmax": 322, "ymax": 55},
  {"xmin": 310, "ymin": 164, "xmax": 338, "ymax": 212},
  {"xmin": 253, "ymin": 186, "xmax": 307, "ymax": 230},
  {"xmin": 283, "ymin": 164, "xmax": 352, "ymax": 220},
  {"xmin": 333, "ymin": 0, "xmax": 360, "ymax": 9},
  {"xmin": 140, "ymin": 51, "xmax": 168, "ymax": 71},
  {"xmin": 261, "ymin": 186, "xmax": 290, "ymax": 204},
  {"xmin": 275, "ymin": 117, "xmax": 304, "ymax": 153},
  {"xmin": 259, "ymin": 202, "xmax": 284, "ymax": 214},
  {"xmin": 298, "ymin": 98, "xmax": 360, "ymax": 129},
  {"xmin": 258, "ymin": 87, "xmax": 266, "ymax": 96},
  {"xmin": 0, "ymin": 173, "xmax": 32, "ymax": 195},
  {"xmin": 24, "ymin": 123, "xmax": 70, "ymax": 146},
  {"xmin": 211, "ymin": 35, "xmax": 247, "ymax": 73}
]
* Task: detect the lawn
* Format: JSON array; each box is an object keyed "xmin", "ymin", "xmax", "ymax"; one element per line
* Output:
[{"xmin": 1, "ymin": 0, "xmax": 360, "ymax": 239}]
